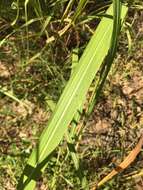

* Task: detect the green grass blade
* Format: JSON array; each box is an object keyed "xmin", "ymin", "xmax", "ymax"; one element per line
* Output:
[
  {"xmin": 18, "ymin": 4, "xmax": 128, "ymax": 190},
  {"xmin": 61, "ymin": 0, "xmax": 76, "ymax": 21},
  {"xmin": 66, "ymin": 48, "xmax": 80, "ymax": 171},
  {"xmin": 72, "ymin": 0, "xmax": 89, "ymax": 23},
  {"xmin": 87, "ymin": 0, "xmax": 126, "ymax": 115},
  {"xmin": 11, "ymin": 0, "xmax": 20, "ymax": 26}
]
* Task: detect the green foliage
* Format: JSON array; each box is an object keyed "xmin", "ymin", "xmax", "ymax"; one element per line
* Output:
[
  {"xmin": 17, "ymin": 3, "xmax": 128, "ymax": 190},
  {"xmin": 4, "ymin": 0, "xmax": 143, "ymax": 189}
]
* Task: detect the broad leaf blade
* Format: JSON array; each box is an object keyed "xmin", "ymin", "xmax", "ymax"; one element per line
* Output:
[{"xmin": 18, "ymin": 4, "xmax": 128, "ymax": 190}]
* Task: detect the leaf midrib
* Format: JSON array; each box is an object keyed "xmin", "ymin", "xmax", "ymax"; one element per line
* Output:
[{"xmin": 38, "ymin": 23, "xmax": 111, "ymax": 162}]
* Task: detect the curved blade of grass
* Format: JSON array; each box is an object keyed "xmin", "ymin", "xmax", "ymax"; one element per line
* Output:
[
  {"xmin": 11, "ymin": 0, "xmax": 20, "ymax": 26},
  {"xmin": 72, "ymin": 0, "xmax": 89, "ymax": 23},
  {"xmin": 61, "ymin": 0, "xmax": 76, "ymax": 21},
  {"xmin": 0, "ymin": 86, "xmax": 29, "ymax": 110},
  {"xmin": 24, "ymin": 0, "xmax": 30, "ymax": 59},
  {"xmin": 91, "ymin": 135, "xmax": 143, "ymax": 190},
  {"xmin": 18, "ymin": 4, "xmax": 128, "ymax": 190}
]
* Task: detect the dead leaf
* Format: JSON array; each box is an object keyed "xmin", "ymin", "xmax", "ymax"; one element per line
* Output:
[{"xmin": 91, "ymin": 134, "xmax": 143, "ymax": 190}]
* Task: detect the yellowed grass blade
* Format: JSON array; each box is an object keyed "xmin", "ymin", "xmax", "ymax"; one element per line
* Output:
[{"xmin": 92, "ymin": 134, "xmax": 143, "ymax": 190}]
